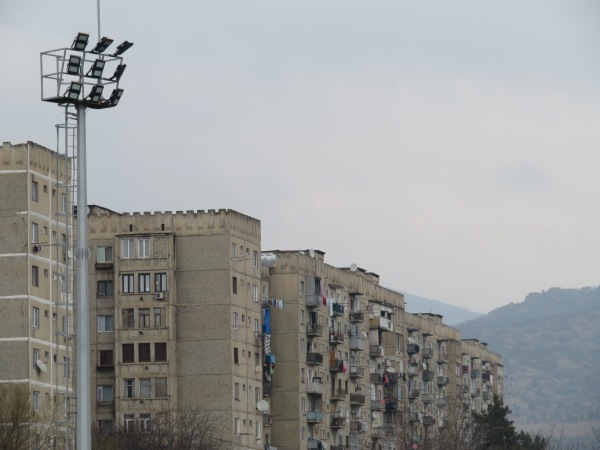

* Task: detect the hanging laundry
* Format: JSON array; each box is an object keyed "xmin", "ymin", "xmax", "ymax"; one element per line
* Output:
[{"xmin": 263, "ymin": 308, "xmax": 271, "ymax": 334}]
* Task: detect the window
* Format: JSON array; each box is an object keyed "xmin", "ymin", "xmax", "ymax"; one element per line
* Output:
[
  {"xmin": 32, "ymin": 222, "xmax": 38, "ymax": 243},
  {"xmin": 256, "ymin": 419, "xmax": 261, "ymax": 439},
  {"xmin": 140, "ymin": 414, "xmax": 151, "ymax": 432},
  {"xmin": 63, "ymin": 356, "xmax": 68, "ymax": 377},
  {"xmin": 122, "ymin": 308, "xmax": 135, "ymax": 328},
  {"xmin": 233, "ymin": 312, "xmax": 238, "ymax": 329},
  {"xmin": 300, "ymin": 338, "xmax": 305, "ymax": 354},
  {"xmin": 234, "ymin": 347, "xmax": 239, "ymax": 364},
  {"xmin": 231, "ymin": 243, "xmax": 237, "ymax": 258},
  {"xmin": 234, "ymin": 383, "xmax": 240, "ymax": 400},
  {"xmin": 97, "ymin": 315, "xmax": 113, "ymax": 332},
  {"xmin": 140, "ymin": 379, "xmax": 151, "ymax": 398},
  {"xmin": 121, "ymin": 239, "xmax": 134, "ymax": 259},
  {"xmin": 155, "ymin": 343, "xmax": 167, "ymax": 362},
  {"xmin": 155, "ymin": 273, "xmax": 167, "ymax": 292},
  {"xmin": 235, "ymin": 418, "xmax": 240, "ymax": 434},
  {"xmin": 97, "ymin": 280, "xmax": 114, "ymax": 297},
  {"xmin": 138, "ymin": 238, "xmax": 150, "ymax": 258},
  {"xmin": 32, "ymin": 266, "xmax": 39, "ymax": 287},
  {"xmin": 33, "ymin": 391, "xmax": 40, "ymax": 411},
  {"xmin": 98, "ymin": 350, "xmax": 113, "ymax": 367},
  {"xmin": 139, "ymin": 343, "xmax": 151, "ymax": 362},
  {"xmin": 300, "ymin": 309, "xmax": 304, "ymax": 325},
  {"xmin": 32, "ymin": 307, "xmax": 40, "ymax": 328},
  {"xmin": 253, "ymin": 285, "xmax": 259, "ymax": 302},
  {"xmin": 301, "ymin": 368, "xmax": 305, "ymax": 383},
  {"xmin": 97, "ymin": 384, "xmax": 114, "ymax": 402},
  {"xmin": 61, "ymin": 193, "xmax": 67, "ymax": 212},
  {"xmin": 253, "ymin": 250, "xmax": 258, "ymax": 267},
  {"xmin": 154, "ymin": 308, "xmax": 163, "ymax": 328},
  {"xmin": 301, "ymin": 427, "xmax": 306, "ymax": 441},
  {"xmin": 123, "ymin": 379, "xmax": 134, "ymax": 398},
  {"xmin": 124, "ymin": 414, "xmax": 135, "ymax": 432},
  {"xmin": 122, "ymin": 344, "xmax": 134, "ymax": 363},
  {"xmin": 255, "ymin": 386, "xmax": 261, "ymax": 403},
  {"xmin": 138, "ymin": 273, "xmax": 151, "ymax": 293},
  {"xmin": 232, "ymin": 277, "xmax": 237, "ymax": 294},
  {"xmin": 97, "ymin": 246, "xmax": 113, "ymax": 263},
  {"xmin": 155, "ymin": 377, "xmax": 167, "ymax": 397},
  {"xmin": 300, "ymin": 280, "xmax": 305, "ymax": 296},
  {"xmin": 33, "ymin": 348, "xmax": 39, "ymax": 369},
  {"xmin": 254, "ymin": 319, "xmax": 259, "ymax": 334},
  {"xmin": 61, "ymin": 234, "xmax": 67, "ymax": 258},
  {"xmin": 32, "ymin": 180, "xmax": 39, "ymax": 202},
  {"xmin": 122, "ymin": 274, "xmax": 134, "ymax": 293},
  {"xmin": 139, "ymin": 309, "xmax": 150, "ymax": 328},
  {"xmin": 97, "ymin": 419, "xmax": 113, "ymax": 434},
  {"xmin": 301, "ymin": 397, "xmax": 306, "ymax": 412}
]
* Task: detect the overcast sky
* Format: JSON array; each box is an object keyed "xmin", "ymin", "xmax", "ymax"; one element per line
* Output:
[{"xmin": 1, "ymin": 1, "xmax": 599, "ymax": 313}]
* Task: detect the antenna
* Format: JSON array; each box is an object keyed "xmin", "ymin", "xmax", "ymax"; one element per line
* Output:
[
  {"xmin": 372, "ymin": 411, "xmax": 380, "ymax": 420},
  {"xmin": 256, "ymin": 400, "xmax": 269, "ymax": 413},
  {"xmin": 349, "ymin": 263, "xmax": 357, "ymax": 272}
]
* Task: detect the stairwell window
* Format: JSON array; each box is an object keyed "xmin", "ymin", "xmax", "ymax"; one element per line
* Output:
[
  {"xmin": 32, "ymin": 180, "xmax": 39, "ymax": 202},
  {"xmin": 234, "ymin": 383, "xmax": 240, "ymax": 400},
  {"xmin": 97, "ymin": 280, "xmax": 114, "ymax": 297},
  {"xmin": 232, "ymin": 277, "xmax": 237, "ymax": 294},
  {"xmin": 123, "ymin": 379, "xmax": 134, "ymax": 399},
  {"xmin": 97, "ymin": 385, "xmax": 114, "ymax": 402},
  {"xmin": 97, "ymin": 315, "xmax": 113, "ymax": 332},
  {"xmin": 32, "ymin": 266, "xmax": 39, "ymax": 287},
  {"xmin": 32, "ymin": 307, "xmax": 40, "ymax": 328},
  {"xmin": 122, "ymin": 344, "xmax": 134, "ymax": 363},
  {"xmin": 33, "ymin": 391, "xmax": 40, "ymax": 411},
  {"xmin": 138, "ymin": 273, "xmax": 151, "ymax": 293},
  {"xmin": 122, "ymin": 274, "xmax": 134, "ymax": 293},
  {"xmin": 233, "ymin": 312, "xmax": 239, "ymax": 329},
  {"xmin": 121, "ymin": 239, "xmax": 134, "ymax": 259},
  {"xmin": 138, "ymin": 238, "xmax": 150, "ymax": 258},
  {"xmin": 155, "ymin": 342, "xmax": 167, "ymax": 362},
  {"xmin": 33, "ymin": 348, "xmax": 39, "ymax": 369},
  {"xmin": 253, "ymin": 250, "xmax": 259, "ymax": 267},
  {"xmin": 32, "ymin": 222, "xmax": 38, "ymax": 243},
  {"xmin": 234, "ymin": 347, "xmax": 239, "ymax": 364},
  {"xmin": 97, "ymin": 246, "xmax": 113, "ymax": 263}
]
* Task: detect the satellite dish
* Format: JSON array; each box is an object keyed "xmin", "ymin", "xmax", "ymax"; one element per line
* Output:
[
  {"xmin": 261, "ymin": 253, "xmax": 277, "ymax": 268},
  {"xmin": 36, "ymin": 360, "xmax": 48, "ymax": 373},
  {"xmin": 372, "ymin": 411, "xmax": 380, "ymax": 420},
  {"xmin": 256, "ymin": 400, "xmax": 269, "ymax": 413},
  {"xmin": 309, "ymin": 249, "xmax": 315, "ymax": 258},
  {"xmin": 349, "ymin": 263, "xmax": 357, "ymax": 272},
  {"xmin": 386, "ymin": 367, "xmax": 396, "ymax": 373}
]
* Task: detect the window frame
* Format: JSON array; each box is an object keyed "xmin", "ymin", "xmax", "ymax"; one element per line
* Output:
[
  {"xmin": 138, "ymin": 238, "xmax": 150, "ymax": 258},
  {"xmin": 121, "ymin": 239, "xmax": 134, "ymax": 259},
  {"xmin": 97, "ymin": 314, "xmax": 114, "ymax": 332},
  {"xmin": 32, "ymin": 222, "xmax": 39, "ymax": 243},
  {"xmin": 97, "ymin": 246, "xmax": 113, "ymax": 263},
  {"xmin": 32, "ymin": 307, "xmax": 40, "ymax": 328},
  {"xmin": 123, "ymin": 379, "xmax": 135, "ymax": 399},
  {"xmin": 138, "ymin": 273, "xmax": 151, "ymax": 293},
  {"xmin": 122, "ymin": 308, "xmax": 135, "ymax": 329},
  {"xmin": 32, "ymin": 265, "xmax": 39, "ymax": 287},
  {"xmin": 139, "ymin": 343, "xmax": 151, "ymax": 362},
  {"xmin": 97, "ymin": 280, "xmax": 114, "ymax": 297},
  {"xmin": 155, "ymin": 273, "xmax": 167, "ymax": 292},
  {"xmin": 155, "ymin": 342, "xmax": 167, "ymax": 362},
  {"xmin": 139, "ymin": 378, "xmax": 151, "ymax": 399},
  {"xmin": 32, "ymin": 180, "xmax": 39, "ymax": 202},
  {"xmin": 122, "ymin": 344, "xmax": 135, "ymax": 363},
  {"xmin": 139, "ymin": 308, "xmax": 151, "ymax": 328},
  {"xmin": 97, "ymin": 384, "xmax": 114, "ymax": 402},
  {"xmin": 122, "ymin": 274, "xmax": 134, "ymax": 293}
]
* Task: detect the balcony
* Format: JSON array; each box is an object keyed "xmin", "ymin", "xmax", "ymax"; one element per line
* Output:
[
  {"xmin": 307, "ymin": 411, "xmax": 324, "ymax": 423},
  {"xmin": 370, "ymin": 399, "xmax": 385, "ymax": 411},
  {"xmin": 384, "ymin": 397, "xmax": 400, "ymax": 411},
  {"xmin": 423, "ymin": 415, "xmax": 436, "ymax": 426},
  {"xmin": 349, "ymin": 311, "xmax": 365, "ymax": 323},
  {"xmin": 371, "ymin": 427, "xmax": 386, "ymax": 439},
  {"xmin": 332, "ymin": 303, "xmax": 345, "ymax": 316},
  {"xmin": 409, "ymin": 389, "xmax": 420, "ymax": 399},
  {"xmin": 482, "ymin": 372, "xmax": 491, "ymax": 382},
  {"xmin": 306, "ymin": 323, "xmax": 323, "ymax": 337},
  {"xmin": 350, "ymin": 393, "xmax": 366, "ymax": 406},
  {"xmin": 369, "ymin": 317, "xmax": 393, "ymax": 332},
  {"xmin": 350, "ymin": 420, "xmax": 368, "ymax": 434},
  {"xmin": 471, "ymin": 388, "xmax": 481, "ymax": 398},
  {"xmin": 462, "ymin": 384, "xmax": 470, "ymax": 394},
  {"xmin": 330, "ymin": 414, "xmax": 346, "ymax": 429},
  {"xmin": 307, "ymin": 352, "xmax": 324, "ymax": 365},
  {"xmin": 422, "ymin": 347, "xmax": 434, "ymax": 358},
  {"xmin": 471, "ymin": 369, "xmax": 481, "ymax": 379},
  {"xmin": 408, "ymin": 365, "xmax": 419, "ymax": 376},
  {"xmin": 438, "ymin": 352, "xmax": 448, "ymax": 363},
  {"xmin": 349, "ymin": 336, "xmax": 366, "ymax": 351},
  {"xmin": 329, "ymin": 330, "xmax": 345, "ymax": 344},
  {"xmin": 437, "ymin": 376, "xmax": 450, "ymax": 386},
  {"xmin": 370, "ymin": 372, "xmax": 383, "ymax": 384},
  {"xmin": 383, "ymin": 373, "xmax": 398, "ymax": 386},
  {"xmin": 305, "ymin": 294, "xmax": 322, "ymax": 308},
  {"xmin": 263, "ymin": 414, "xmax": 272, "ymax": 427},
  {"xmin": 264, "ymin": 446, "xmax": 278, "ymax": 450},
  {"xmin": 422, "ymin": 370, "xmax": 435, "ymax": 382},
  {"xmin": 331, "ymin": 388, "xmax": 347, "ymax": 401},
  {"xmin": 407, "ymin": 343, "xmax": 420, "ymax": 354},
  {"xmin": 329, "ymin": 358, "xmax": 344, "ymax": 372},
  {"xmin": 350, "ymin": 365, "xmax": 365, "ymax": 378},
  {"xmin": 307, "ymin": 379, "xmax": 325, "ymax": 395},
  {"xmin": 95, "ymin": 262, "xmax": 114, "ymax": 271},
  {"xmin": 462, "ymin": 365, "xmax": 470, "ymax": 375},
  {"xmin": 369, "ymin": 345, "xmax": 384, "ymax": 357},
  {"xmin": 422, "ymin": 393, "xmax": 434, "ymax": 403},
  {"xmin": 307, "ymin": 441, "xmax": 325, "ymax": 450},
  {"xmin": 482, "ymin": 391, "xmax": 492, "ymax": 401},
  {"xmin": 437, "ymin": 397, "xmax": 447, "ymax": 407}
]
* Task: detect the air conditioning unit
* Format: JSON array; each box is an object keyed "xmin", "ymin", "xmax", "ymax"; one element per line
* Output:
[{"xmin": 155, "ymin": 292, "xmax": 165, "ymax": 300}]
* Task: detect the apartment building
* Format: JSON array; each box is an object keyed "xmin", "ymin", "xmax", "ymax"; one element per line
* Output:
[
  {"xmin": 459, "ymin": 339, "xmax": 503, "ymax": 413},
  {"xmin": 0, "ymin": 141, "xmax": 75, "ymax": 446},
  {"xmin": 86, "ymin": 206, "xmax": 266, "ymax": 449}
]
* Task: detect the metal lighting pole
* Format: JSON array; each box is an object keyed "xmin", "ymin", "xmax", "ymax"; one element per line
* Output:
[{"xmin": 41, "ymin": 32, "xmax": 132, "ymax": 449}]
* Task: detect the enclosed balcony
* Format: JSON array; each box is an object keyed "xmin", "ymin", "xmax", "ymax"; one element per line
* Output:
[
  {"xmin": 438, "ymin": 352, "xmax": 448, "ymax": 363},
  {"xmin": 350, "ymin": 420, "xmax": 368, "ymax": 434},
  {"xmin": 471, "ymin": 369, "xmax": 481, "ymax": 379},
  {"xmin": 307, "ymin": 378, "xmax": 325, "ymax": 395},
  {"xmin": 307, "ymin": 352, "xmax": 324, "ymax": 365},
  {"xmin": 422, "ymin": 370, "xmax": 435, "ymax": 382},
  {"xmin": 330, "ymin": 414, "xmax": 346, "ymax": 429},
  {"xmin": 408, "ymin": 365, "xmax": 419, "ymax": 376},
  {"xmin": 306, "ymin": 322, "xmax": 323, "ymax": 337},
  {"xmin": 369, "ymin": 317, "xmax": 394, "ymax": 332},
  {"xmin": 422, "ymin": 393, "xmax": 434, "ymax": 403},
  {"xmin": 471, "ymin": 388, "xmax": 481, "ymax": 398},
  {"xmin": 409, "ymin": 389, "xmax": 420, "ymax": 399},
  {"xmin": 306, "ymin": 294, "xmax": 322, "ymax": 308},
  {"xmin": 329, "ymin": 330, "xmax": 345, "ymax": 344},
  {"xmin": 370, "ymin": 372, "xmax": 383, "ymax": 384},
  {"xmin": 383, "ymin": 373, "xmax": 398, "ymax": 386},
  {"xmin": 384, "ymin": 397, "xmax": 399, "ymax": 411},
  {"xmin": 482, "ymin": 372, "xmax": 491, "ymax": 382},
  {"xmin": 369, "ymin": 345, "xmax": 384, "ymax": 357},
  {"xmin": 349, "ymin": 336, "xmax": 366, "ymax": 351},
  {"xmin": 350, "ymin": 393, "xmax": 366, "ymax": 406},
  {"xmin": 437, "ymin": 397, "xmax": 447, "ymax": 407},
  {"xmin": 350, "ymin": 365, "xmax": 365, "ymax": 378},
  {"xmin": 331, "ymin": 389, "xmax": 347, "ymax": 401},
  {"xmin": 437, "ymin": 376, "xmax": 449, "ymax": 386},
  {"xmin": 407, "ymin": 343, "xmax": 420, "ymax": 354},
  {"xmin": 422, "ymin": 347, "xmax": 434, "ymax": 358},
  {"xmin": 332, "ymin": 303, "xmax": 345, "ymax": 316},
  {"xmin": 482, "ymin": 391, "xmax": 492, "ymax": 401},
  {"xmin": 307, "ymin": 411, "xmax": 324, "ymax": 423},
  {"xmin": 370, "ymin": 399, "xmax": 385, "ymax": 411},
  {"xmin": 329, "ymin": 358, "xmax": 344, "ymax": 372},
  {"xmin": 263, "ymin": 414, "xmax": 272, "ymax": 427},
  {"xmin": 349, "ymin": 311, "xmax": 365, "ymax": 323}
]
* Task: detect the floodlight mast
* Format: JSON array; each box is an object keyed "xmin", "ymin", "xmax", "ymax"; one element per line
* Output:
[{"xmin": 40, "ymin": 32, "xmax": 131, "ymax": 450}]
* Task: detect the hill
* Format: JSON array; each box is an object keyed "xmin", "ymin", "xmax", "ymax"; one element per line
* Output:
[
  {"xmin": 456, "ymin": 286, "xmax": 600, "ymax": 443},
  {"xmin": 401, "ymin": 291, "xmax": 483, "ymax": 325}
]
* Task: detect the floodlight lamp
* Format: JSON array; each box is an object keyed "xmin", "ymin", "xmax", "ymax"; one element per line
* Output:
[
  {"xmin": 91, "ymin": 37, "xmax": 114, "ymax": 53},
  {"xmin": 107, "ymin": 88, "xmax": 124, "ymax": 106},
  {"xmin": 71, "ymin": 32, "xmax": 90, "ymax": 51},
  {"xmin": 64, "ymin": 82, "xmax": 82, "ymax": 101},
  {"xmin": 86, "ymin": 59, "xmax": 106, "ymax": 78},
  {"xmin": 109, "ymin": 64, "xmax": 127, "ymax": 81},
  {"xmin": 67, "ymin": 55, "xmax": 82, "ymax": 75},
  {"xmin": 112, "ymin": 41, "xmax": 134, "ymax": 56},
  {"xmin": 86, "ymin": 85, "xmax": 104, "ymax": 103}
]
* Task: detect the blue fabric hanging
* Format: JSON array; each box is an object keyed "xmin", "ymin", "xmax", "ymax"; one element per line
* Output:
[{"xmin": 263, "ymin": 308, "xmax": 271, "ymax": 334}]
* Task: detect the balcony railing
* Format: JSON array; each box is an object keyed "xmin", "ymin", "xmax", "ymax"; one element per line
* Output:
[
  {"xmin": 471, "ymin": 388, "xmax": 481, "ymax": 398},
  {"xmin": 422, "ymin": 370, "xmax": 435, "ymax": 382},
  {"xmin": 350, "ymin": 420, "xmax": 368, "ymax": 434},
  {"xmin": 329, "ymin": 330, "xmax": 345, "ymax": 344},
  {"xmin": 422, "ymin": 347, "xmax": 434, "ymax": 358},
  {"xmin": 263, "ymin": 414, "xmax": 272, "ymax": 427},
  {"xmin": 384, "ymin": 397, "xmax": 399, "ymax": 411},
  {"xmin": 307, "ymin": 411, "xmax": 324, "ymax": 423},
  {"xmin": 369, "ymin": 345, "xmax": 384, "ymax": 357},
  {"xmin": 332, "ymin": 303, "xmax": 344, "ymax": 316},
  {"xmin": 482, "ymin": 372, "xmax": 491, "ymax": 381},
  {"xmin": 330, "ymin": 414, "xmax": 346, "ymax": 429},
  {"xmin": 349, "ymin": 336, "xmax": 366, "ymax": 351},
  {"xmin": 369, "ymin": 317, "xmax": 393, "ymax": 332},
  {"xmin": 331, "ymin": 389, "xmax": 347, "ymax": 401},
  {"xmin": 408, "ymin": 365, "xmax": 419, "ymax": 376},
  {"xmin": 437, "ymin": 397, "xmax": 448, "ymax": 407},
  {"xmin": 407, "ymin": 343, "xmax": 420, "ymax": 354},
  {"xmin": 422, "ymin": 393, "xmax": 434, "ymax": 403},
  {"xmin": 349, "ymin": 311, "xmax": 365, "ymax": 323},
  {"xmin": 409, "ymin": 389, "xmax": 420, "ymax": 399},
  {"xmin": 370, "ymin": 372, "xmax": 383, "ymax": 384},
  {"xmin": 370, "ymin": 399, "xmax": 385, "ymax": 411},
  {"xmin": 329, "ymin": 358, "xmax": 344, "ymax": 372},
  {"xmin": 383, "ymin": 373, "xmax": 398, "ymax": 385},
  {"xmin": 305, "ymin": 294, "xmax": 322, "ymax": 308},
  {"xmin": 437, "ymin": 376, "xmax": 450, "ymax": 385},
  {"xmin": 350, "ymin": 393, "xmax": 366, "ymax": 405},
  {"xmin": 307, "ymin": 378, "xmax": 325, "ymax": 395},
  {"xmin": 307, "ymin": 352, "xmax": 324, "ymax": 365},
  {"xmin": 350, "ymin": 365, "xmax": 365, "ymax": 378},
  {"xmin": 306, "ymin": 323, "xmax": 323, "ymax": 337}
]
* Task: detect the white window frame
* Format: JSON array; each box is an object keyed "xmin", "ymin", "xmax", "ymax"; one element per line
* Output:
[
  {"xmin": 97, "ymin": 314, "xmax": 113, "ymax": 332},
  {"xmin": 33, "ymin": 391, "xmax": 40, "ymax": 411},
  {"xmin": 97, "ymin": 384, "xmax": 114, "ymax": 402},
  {"xmin": 138, "ymin": 238, "xmax": 150, "ymax": 258},
  {"xmin": 32, "ymin": 222, "xmax": 38, "ymax": 243},
  {"xmin": 97, "ymin": 246, "xmax": 113, "ymax": 263},
  {"xmin": 123, "ymin": 379, "xmax": 135, "ymax": 399},
  {"xmin": 32, "ymin": 307, "xmax": 40, "ymax": 328},
  {"xmin": 121, "ymin": 239, "xmax": 134, "ymax": 259},
  {"xmin": 256, "ymin": 419, "xmax": 261, "ymax": 439},
  {"xmin": 233, "ymin": 312, "xmax": 238, "ymax": 329},
  {"xmin": 253, "ymin": 285, "xmax": 259, "ymax": 303},
  {"xmin": 124, "ymin": 414, "xmax": 135, "ymax": 432},
  {"xmin": 253, "ymin": 250, "xmax": 258, "ymax": 267},
  {"xmin": 235, "ymin": 418, "xmax": 240, "ymax": 434}
]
